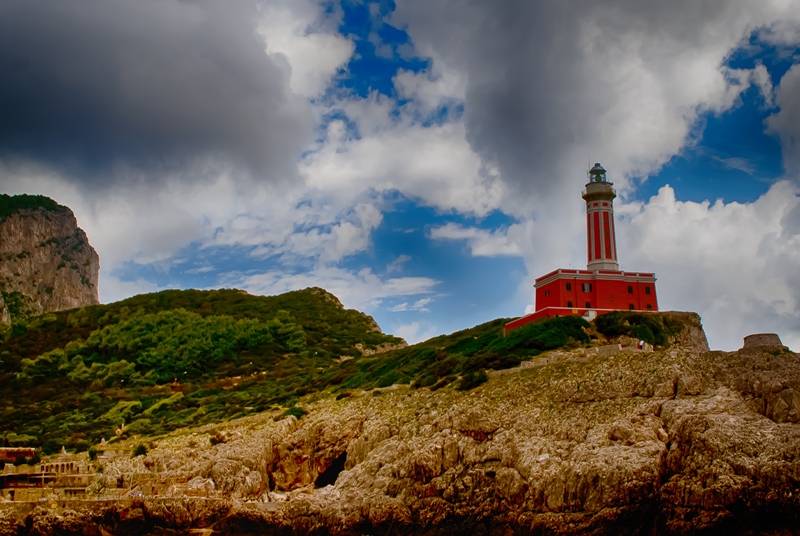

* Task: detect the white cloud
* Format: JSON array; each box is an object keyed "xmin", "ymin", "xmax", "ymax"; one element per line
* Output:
[
  {"xmin": 388, "ymin": 297, "xmax": 432, "ymax": 312},
  {"xmin": 394, "ymin": 61, "xmax": 465, "ymax": 116},
  {"xmin": 393, "ymin": 321, "xmax": 439, "ymax": 344},
  {"xmin": 99, "ymin": 274, "xmax": 163, "ymax": 304},
  {"xmin": 223, "ymin": 266, "xmax": 439, "ymax": 312},
  {"xmin": 751, "ymin": 62, "xmax": 775, "ymax": 108},
  {"xmin": 428, "ymin": 223, "xmax": 521, "ymax": 257},
  {"xmin": 242, "ymin": 202, "xmax": 384, "ymax": 266},
  {"xmin": 257, "ymin": 0, "xmax": 354, "ymax": 97},
  {"xmin": 185, "ymin": 266, "xmax": 216, "ymax": 274},
  {"xmin": 301, "ymin": 94, "xmax": 505, "ymax": 217},
  {"xmin": 386, "ymin": 254, "xmax": 412, "ymax": 274},
  {"xmin": 716, "ymin": 157, "xmax": 756, "ymax": 175},
  {"xmin": 617, "ymin": 181, "xmax": 800, "ymax": 351}
]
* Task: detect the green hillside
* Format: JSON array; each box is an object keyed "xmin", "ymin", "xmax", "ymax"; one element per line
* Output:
[
  {"xmin": 0, "ymin": 287, "xmax": 681, "ymax": 454},
  {"xmin": 0, "ymin": 194, "xmax": 69, "ymax": 220}
]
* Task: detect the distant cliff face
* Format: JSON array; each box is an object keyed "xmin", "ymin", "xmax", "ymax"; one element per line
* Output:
[{"xmin": 0, "ymin": 194, "xmax": 99, "ymax": 323}]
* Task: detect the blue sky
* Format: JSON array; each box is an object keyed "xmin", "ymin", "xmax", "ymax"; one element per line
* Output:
[{"xmin": 2, "ymin": 0, "xmax": 800, "ymax": 350}]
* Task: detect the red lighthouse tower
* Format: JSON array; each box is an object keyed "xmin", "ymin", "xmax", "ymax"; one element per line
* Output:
[
  {"xmin": 505, "ymin": 163, "xmax": 658, "ymax": 331},
  {"xmin": 584, "ymin": 163, "xmax": 619, "ymax": 271}
]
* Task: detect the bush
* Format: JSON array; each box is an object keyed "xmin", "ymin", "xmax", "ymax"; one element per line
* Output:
[
  {"xmin": 630, "ymin": 324, "xmax": 655, "ymax": 345},
  {"xmin": 457, "ymin": 369, "xmax": 488, "ymax": 391},
  {"xmin": 132, "ymin": 444, "xmax": 147, "ymax": 458},
  {"xmin": 594, "ymin": 311, "xmax": 677, "ymax": 346}
]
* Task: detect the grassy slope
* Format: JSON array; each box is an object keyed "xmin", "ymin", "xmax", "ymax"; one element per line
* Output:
[{"xmin": 0, "ymin": 287, "xmax": 680, "ymax": 454}]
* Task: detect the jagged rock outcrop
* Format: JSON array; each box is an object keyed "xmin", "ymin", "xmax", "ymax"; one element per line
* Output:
[
  {"xmin": 0, "ymin": 194, "xmax": 99, "ymax": 324},
  {"xmin": 2, "ymin": 313, "xmax": 800, "ymax": 535}
]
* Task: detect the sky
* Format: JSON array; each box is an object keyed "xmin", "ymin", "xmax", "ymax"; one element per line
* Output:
[{"xmin": 1, "ymin": 0, "xmax": 800, "ymax": 351}]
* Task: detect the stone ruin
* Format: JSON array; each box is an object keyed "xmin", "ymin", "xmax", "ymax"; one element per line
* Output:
[{"xmin": 740, "ymin": 333, "xmax": 789, "ymax": 352}]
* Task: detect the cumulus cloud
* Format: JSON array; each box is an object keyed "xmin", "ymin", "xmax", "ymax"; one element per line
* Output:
[
  {"xmin": 301, "ymin": 100, "xmax": 504, "ymax": 216},
  {"xmin": 766, "ymin": 64, "xmax": 800, "ymax": 179},
  {"xmin": 242, "ymin": 202, "xmax": 384, "ymax": 266},
  {"xmin": 0, "ymin": 0, "xmax": 313, "ymax": 184},
  {"xmin": 257, "ymin": 0, "xmax": 355, "ymax": 97},
  {"xmin": 223, "ymin": 267, "xmax": 439, "ymax": 312},
  {"xmin": 392, "ymin": 0, "xmax": 800, "ymax": 206},
  {"xmin": 428, "ymin": 223, "xmax": 521, "ymax": 257},
  {"xmin": 616, "ymin": 182, "xmax": 800, "ymax": 350},
  {"xmin": 394, "ymin": 61, "xmax": 465, "ymax": 116}
]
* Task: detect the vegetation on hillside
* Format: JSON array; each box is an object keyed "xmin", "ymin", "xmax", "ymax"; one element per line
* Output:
[
  {"xmin": 329, "ymin": 316, "xmax": 591, "ymax": 392},
  {"xmin": 0, "ymin": 286, "xmax": 680, "ymax": 454},
  {"xmin": 0, "ymin": 291, "xmax": 40, "ymax": 321},
  {"xmin": 594, "ymin": 311, "xmax": 683, "ymax": 346},
  {"xmin": 0, "ymin": 194, "xmax": 68, "ymax": 219},
  {"xmin": 0, "ymin": 288, "xmax": 401, "ymax": 453}
]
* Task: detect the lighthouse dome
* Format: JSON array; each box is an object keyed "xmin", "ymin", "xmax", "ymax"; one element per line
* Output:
[{"xmin": 589, "ymin": 163, "xmax": 607, "ymax": 182}]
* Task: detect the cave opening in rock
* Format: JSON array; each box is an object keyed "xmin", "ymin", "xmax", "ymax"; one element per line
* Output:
[{"xmin": 315, "ymin": 451, "xmax": 347, "ymax": 488}]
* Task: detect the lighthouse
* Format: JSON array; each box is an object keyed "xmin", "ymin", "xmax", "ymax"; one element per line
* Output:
[
  {"xmin": 505, "ymin": 163, "xmax": 658, "ymax": 331},
  {"xmin": 583, "ymin": 163, "xmax": 618, "ymax": 271}
]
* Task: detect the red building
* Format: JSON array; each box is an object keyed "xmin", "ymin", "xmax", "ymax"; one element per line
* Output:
[{"xmin": 506, "ymin": 163, "xmax": 658, "ymax": 331}]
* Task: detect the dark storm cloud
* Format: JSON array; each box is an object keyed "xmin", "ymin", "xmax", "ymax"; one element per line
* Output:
[
  {"xmin": 392, "ymin": 0, "xmax": 795, "ymax": 197},
  {"xmin": 0, "ymin": 0, "xmax": 313, "ymax": 184}
]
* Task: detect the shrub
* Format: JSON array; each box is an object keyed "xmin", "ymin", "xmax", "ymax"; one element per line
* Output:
[
  {"xmin": 457, "ymin": 369, "xmax": 488, "ymax": 391},
  {"xmin": 630, "ymin": 324, "xmax": 655, "ymax": 345},
  {"xmin": 594, "ymin": 311, "xmax": 628, "ymax": 338},
  {"xmin": 132, "ymin": 444, "xmax": 147, "ymax": 458},
  {"xmin": 594, "ymin": 311, "xmax": 676, "ymax": 346}
]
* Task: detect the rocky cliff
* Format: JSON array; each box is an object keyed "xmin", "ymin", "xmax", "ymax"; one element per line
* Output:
[
  {"xmin": 0, "ymin": 194, "xmax": 99, "ymax": 324},
  {"xmin": 2, "ymin": 313, "xmax": 800, "ymax": 535}
]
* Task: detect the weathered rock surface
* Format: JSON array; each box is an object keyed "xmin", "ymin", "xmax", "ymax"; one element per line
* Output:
[
  {"xmin": 3, "ymin": 313, "xmax": 800, "ymax": 535},
  {"xmin": 0, "ymin": 199, "xmax": 99, "ymax": 324}
]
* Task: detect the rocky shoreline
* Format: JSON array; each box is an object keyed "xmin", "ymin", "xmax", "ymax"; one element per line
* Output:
[{"xmin": 2, "ymin": 313, "xmax": 800, "ymax": 535}]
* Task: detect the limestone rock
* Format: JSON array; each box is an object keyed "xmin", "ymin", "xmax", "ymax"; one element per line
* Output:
[
  {"xmin": 0, "ymin": 196, "xmax": 99, "ymax": 324},
  {"xmin": 4, "ymin": 318, "xmax": 800, "ymax": 535}
]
